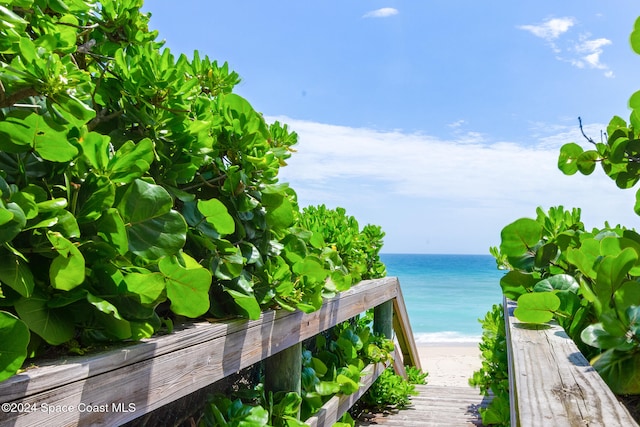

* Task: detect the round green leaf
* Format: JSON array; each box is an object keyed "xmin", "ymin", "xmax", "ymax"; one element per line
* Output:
[
  {"xmin": 118, "ymin": 179, "xmax": 187, "ymax": 260},
  {"xmin": 14, "ymin": 292, "xmax": 75, "ymax": 345},
  {"xmin": 500, "ymin": 271, "xmax": 537, "ymax": 299},
  {"xmin": 197, "ymin": 198, "xmax": 235, "ymax": 235},
  {"xmin": 0, "ymin": 311, "xmax": 30, "ymax": 381},
  {"xmin": 592, "ymin": 349, "xmax": 640, "ymax": 394},
  {"xmin": 123, "ymin": 272, "xmax": 166, "ymax": 306},
  {"xmin": 576, "ymin": 150, "xmax": 599, "ymax": 175},
  {"xmin": 514, "ymin": 292, "xmax": 560, "ymax": 324},
  {"xmin": 160, "ymin": 254, "xmax": 211, "ymax": 318},
  {"xmin": 47, "ymin": 231, "xmax": 85, "ymax": 291},
  {"xmin": 533, "ymin": 274, "xmax": 579, "ymax": 293},
  {"xmin": 632, "ymin": 17, "xmax": 640, "ymax": 55},
  {"xmin": 558, "ymin": 143, "xmax": 583, "ymax": 175},
  {"xmin": 499, "ymin": 218, "xmax": 542, "ymax": 257},
  {"xmin": 580, "ymin": 323, "xmax": 627, "ymax": 349}
]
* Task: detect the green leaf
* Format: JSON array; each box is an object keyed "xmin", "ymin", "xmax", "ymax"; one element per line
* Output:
[
  {"xmin": 225, "ymin": 289, "xmax": 260, "ymax": 319},
  {"xmin": 499, "ymin": 218, "xmax": 542, "ymax": 257},
  {"xmin": 576, "ymin": 150, "xmax": 599, "ymax": 175},
  {"xmin": 262, "ymin": 187, "xmax": 295, "ymax": 229},
  {"xmin": 514, "ymin": 292, "xmax": 561, "ymax": 323},
  {"xmin": 75, "ymin": 174, "xmax": 116, "ymax": 223},
  {"xmin": 160, "ymin": 254, "xmax": 211, "ymax": 318},
  {"xmin": 14, "ymin": 291, "xmax": 75, "ymax": 345},
  {"xmin": 594, "ymin": 248, "xmax": 638, "ymax": 304},
  {"xmin": 80, "ymin": 132, "xmax": 111, "ymax": 170},
  {"xmin": 592, "ymin": 349, "xmax": 640, "ymax": 394},
  {"xmin": 558, "ymin": 143, "xmax": 583, "ymax": 175},
  {"xmin": 0, "ymin": 311, "xmax": 30, "ymax": 382},
  {"xmin": 86, "ymin": 292, "xmax": 132, "ymax": 339},
  {"xmin": 107, "ymin": 139, "xmax": 155, "ymax": 184},
  {"xmin": 533, "ymin": 274, "xmax": 579, "ymax": 293},
  {"xmin": 614, "ymin": 281, "xmax": 640, "ymax": 313},
  {"xmin": 96, "ymin": 208, "xmax": 128, "ymax": 255},
  {"xmin": 0, "ymin": 252, "xmax": 34, "ymax": 297},
  {"xmin": 117, "ymin": 179, "xmax": 187, "ymax": 260},
  {"xmin": 123, "ymin": 272, "xmax": 166, "ymax": 306},
  {"xmin": 0, "ymin": 112, "xmax": 78, "ymax": 161},
  {"xmin": 581, "ymin": 323, "xmax": 628, "ymax": 349},
  {"xmin": 293, "ymin": 255, "xmax": 327, "ymax": 283},
  {"xmin": 51, "ymin": 93, "xmax": 95, "ymax": 123},
  {"xmin": 0, "ymin": 202, "xmax": 26, "ymax": 244},
  {"xmin": 197, "ymin": 198, "xmax": 235, "ymax": 235},
  {"xmin": 632, "ymin": 17, "xmax": 640, "ymax": 55},
  {"xmin": 47, "ymin": 231, "xmax": 85, "ymax": 291}
]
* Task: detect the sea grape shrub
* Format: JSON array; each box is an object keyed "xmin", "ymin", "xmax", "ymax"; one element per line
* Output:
[
  {"xmin": 558, "ymin": 17, "xmax": 640, "ymax": 214},
  {"xmin": 493, "ymin": 206, "xmax": 640, "ymax": 394},
  {"xmin": 198, "ymin": 313, "xmax": 401, "ymax": 426},
  {"xmin": 470, "ymin": 304, "xmax": 509, "ymax": 427},
  {"xmin": 298, "ymin": 205, "xmax": 387, "ymax": 284},
  {"xmin": 300, "ymin": 311, "xmax": 395, "ymax": 420},
  {"xmin": 0, "ymin": 0, "xmax": 387, "ymax": 381}
]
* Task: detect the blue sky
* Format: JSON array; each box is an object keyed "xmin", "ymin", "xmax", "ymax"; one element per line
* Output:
[{"xmin": 145, "ymin": 1, "xmax": 640, "ymax": 254}]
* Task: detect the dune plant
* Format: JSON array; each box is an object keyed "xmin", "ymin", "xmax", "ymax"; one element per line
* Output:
[
  {"xmin": 198, "ymin": 312, "xmax": 400, "ymax": 426},
  {"xmin": 490, "ymin": 18, "xmax": 640, "ymax": 397},
  {"xmin": 0, "ymin": 0, "xmax": 386, "ymax": 382},
  {"xmin": 470, "ymin": 304, "xmax": 509, "ymax": 426}
]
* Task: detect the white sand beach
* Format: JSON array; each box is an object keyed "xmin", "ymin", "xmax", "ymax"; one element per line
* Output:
[{"xmin": 417, "ymin": 343, "xmax": 482, "ymax": 387}]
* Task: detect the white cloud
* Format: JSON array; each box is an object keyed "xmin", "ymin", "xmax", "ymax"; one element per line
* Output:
[
  {"xmin": 363, "ymin": 8, "xmax": 399, "ymax": 19},
  {"xmin": 571, "ymin": 36, "xmax": 613, "ymax": 76},
  {"xmin": 270, "ymin": 116, "xmax": 638, "ymax": 253},
  {"xmin": 518, "ymin": 17, "xmax": 575, "ymax": 42},
  {"xmin": 518, "ymin": 17, "xmax": 613, "ymax": 78}
]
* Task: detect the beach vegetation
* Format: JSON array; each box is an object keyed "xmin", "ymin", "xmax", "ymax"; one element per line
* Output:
[
  {"xmin": 491, "ymin": 18, "xmax": 640, "ymax": 401},
  {"xmin": 470, "ymin": 303, "xmax": 510, "ymax": 427},
  {"xmin": 0, "ymin": 0, "xmax": 387, "ymax": 391},
  {"xmin": 197, "ymin": 310, "xmax": 416, "ymax": 426}
]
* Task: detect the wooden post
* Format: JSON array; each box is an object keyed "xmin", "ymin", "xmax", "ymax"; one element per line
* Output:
[
  {"xmin": 264, "ymin": 342, "xmax": 302, "ymax": 415},
  {"xmin": 373, "ymin": 300, "xmax": 393, "ymax": 339}
]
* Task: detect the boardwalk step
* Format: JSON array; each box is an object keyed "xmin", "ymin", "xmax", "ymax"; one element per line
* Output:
[{"xmin": 357, "ymin": 385, "xmax": 490, "ymax": 427}]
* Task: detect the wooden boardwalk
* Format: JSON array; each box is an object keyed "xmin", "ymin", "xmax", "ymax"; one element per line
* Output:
[{"xmin": 357, "ymin": 384, "xmax": 491, "ymax": 427}]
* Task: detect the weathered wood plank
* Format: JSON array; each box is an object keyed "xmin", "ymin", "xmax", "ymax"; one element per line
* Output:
[
  {"xmin": 359, "ymin": 385, "xmax": 487, "ymax": 427},
  {"xmin": 505, "ymin": 298, "xmax": 638, "ymax": 427},
  {"xmin": 0, "ymin": 277, "xmax": 403, "ymax": 426},
  {"xmin": 392, "ymin": 288, "xmax": 422, "ymax": 371}
]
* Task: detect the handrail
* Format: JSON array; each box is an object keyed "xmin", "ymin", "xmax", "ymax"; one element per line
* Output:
[
  {"xmin": 0, "ymin": 277, "xmax": 419, "ymax": 427},
  {"xmin": 504, "ymin": 298, "xmax": 638, "ymax": 427}
]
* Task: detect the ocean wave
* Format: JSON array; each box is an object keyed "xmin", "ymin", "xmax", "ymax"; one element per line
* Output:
[{"xmin": 413, "ymin": 331, "xmax": 481, "ymax": 344}]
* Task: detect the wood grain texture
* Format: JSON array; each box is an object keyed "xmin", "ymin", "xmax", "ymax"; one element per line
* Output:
[
  {"xmin": 357, "ymin": 384, "xmax": 488, "ymax": 427},
  {"xmin": 505, "ymin": 298, "xmax": 638, "ymax": 427},
  {"xmin": 0, "ymin": 277, "xmax": 421, "ymax": 427}
]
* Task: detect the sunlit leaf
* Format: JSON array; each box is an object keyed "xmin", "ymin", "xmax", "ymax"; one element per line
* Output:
[
  {"xmin": 0, "ymin": 311, "xmax": 30, "ymax": 381},
  {"xmin": 160, "ymin": 254, "xmax": 211, "ymax": 317},
  {"xmin": 117, "ymin": 179, "xmax": 187, "ymax": 260},
  {"xmin": 499, "ymin": 218, "xmax": 542, "ymax": 258},
  {"xmin": 514, "ymin": 292, "xmax": 560, "ymax": 324},
  {"xmin": 47, "ymin": 231, "xmax": 85, "ymax": 291},
  {"xmin": 558, "ymin": 143, "xmax": 583, "ymax": 175},
  {"xmin": 197, "ymin": 198, "xmax": 235, "ymax": 235}
]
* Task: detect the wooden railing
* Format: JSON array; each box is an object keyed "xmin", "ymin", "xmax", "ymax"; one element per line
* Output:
[
  {"xmin": 504, "ymin": 298, "xmax": 638, "ymax": 427},
  {"xmin": 0, "ymin": 277, "xmax": 420, "ymax": 427}
]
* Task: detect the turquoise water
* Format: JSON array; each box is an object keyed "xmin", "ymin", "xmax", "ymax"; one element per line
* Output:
[{"xmin": 379, "ymin": 254, "xmax": 505, "ymax": 343}]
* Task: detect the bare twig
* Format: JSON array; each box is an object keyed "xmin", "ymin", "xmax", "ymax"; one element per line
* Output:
[{"xmin": 578, "ymin": 116, "xmax": 597, "ymax": 146}]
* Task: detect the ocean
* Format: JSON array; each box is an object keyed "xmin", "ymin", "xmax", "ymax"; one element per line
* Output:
[{"xmin": 379, "ymin": 253, "xmax": 505, "ymax": 344}]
